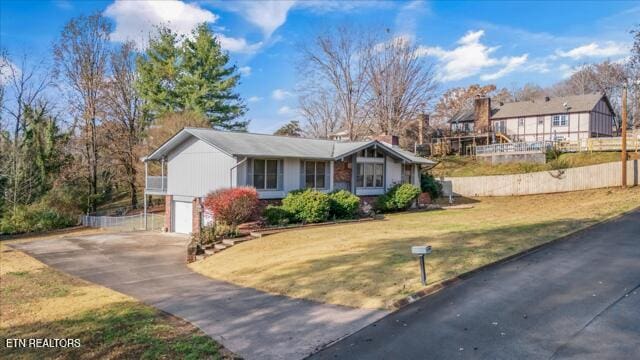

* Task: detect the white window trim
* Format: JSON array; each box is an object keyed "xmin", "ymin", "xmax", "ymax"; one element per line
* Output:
[
  {"xmin": 253, "ymin": 159, "xmax": 279, "ymax": 190},
  {"xmin": 356, "ymin": 162, "xmax": 384, "ymax": 189},
  {"xmin": 304, "ymin": 160, "xmax": 328, "ymax": 190},
  {"xmin": 552, "ymin": 114, "xmax": 568, "ymax": 127}
]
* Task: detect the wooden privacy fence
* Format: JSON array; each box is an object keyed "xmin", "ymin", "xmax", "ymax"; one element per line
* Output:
[{"xmin": 445, "ymin": 160, "xmax": 639, "ymax": 197}]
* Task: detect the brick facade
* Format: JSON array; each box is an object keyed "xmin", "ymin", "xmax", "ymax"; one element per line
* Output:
[
  {"xmin": 334, "ymin": 159, "xmax": 352, "ymax": 182},
  {"xmin": 192, "ymin": 197, "xmax": 202, "ymax": 235},
  {"xmin": 164, "ymin": 195, "xmax": 173, "ymax": 232}
]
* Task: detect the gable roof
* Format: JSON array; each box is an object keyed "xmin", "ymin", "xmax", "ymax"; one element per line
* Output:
[
  {"xmin": 448, "ymin": 93, "xmax": 613, "ymax": 123},
  {"xmin": 145, "ymin": 128, "xmax": 434, "ymax": 165}
]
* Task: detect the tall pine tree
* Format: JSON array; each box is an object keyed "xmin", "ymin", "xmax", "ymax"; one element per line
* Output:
[{"xmin": 137, "ymin": 24, "xmax": 247, "ymax": 130}]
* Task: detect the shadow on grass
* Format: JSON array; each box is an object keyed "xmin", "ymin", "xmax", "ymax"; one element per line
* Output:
[
  {"xmin": 256, "ymin": 217, "xmax": 601, "ymax": 308},
  {"xmin": 0, "ymin": 301, "xmax": 224, "ymax": 360}
]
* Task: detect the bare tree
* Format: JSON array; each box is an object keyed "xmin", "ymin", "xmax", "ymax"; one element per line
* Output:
[
  {"xmin": 54, "ymin": 13, "xmax": 111, "ymax": 212},
  {"xmin": 431, "ymin": 84, "xmax": 496, "ymax": 128},
  {"xmin": 299, "ymin": 90, "xmax": 341, "ymax": 138},
  {"xmin": 102, "ymin": 42, "xmax": 146, "ymax": 209},
  {"xmin": 367, "ymin": 37, "xmax": 437, "ymax": 141},
  {"xmin": 0, "ymin": 52, "xmax": 52, "ymax": 213},
  {"xmin": 298, "ymin": 26, "xmax": 373, "ymax": 140},
  {"xmin": 551, "ymin": 61, "xmax": 628, "ymax": 130}
]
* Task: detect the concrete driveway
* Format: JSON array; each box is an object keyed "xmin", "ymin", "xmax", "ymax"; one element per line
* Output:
[
  {"xmin": 310, "ymin": 209, "xmax": 640, "ymax": 359},
  {"xmin": 11, "ymin": 232, "xmax": 386, "ymax": 360}
]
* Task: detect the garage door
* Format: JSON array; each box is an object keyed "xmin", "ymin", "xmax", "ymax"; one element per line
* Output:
[{"xmin": 173, "ymin": 201, "xmax": 193, "ymax": 234}]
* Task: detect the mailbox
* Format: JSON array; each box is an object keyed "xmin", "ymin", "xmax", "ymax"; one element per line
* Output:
[
  {"xmin": 411, "ymin": 245, "xmax": 432, "ymax": 255},
  {"xmin": 411, "ymin": 245, "xmax": 432, "ymax": 285}
]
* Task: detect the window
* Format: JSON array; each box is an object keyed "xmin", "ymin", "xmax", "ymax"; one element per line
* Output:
[
  {"xmin": 552, "ymin": 114, "xmax": 568, "ymax": 127},
  {"xmin": 253, "ymin": 159, "xmax": 278, "ymax": 190},
  {"xmin": 356, "ymin": 163, "xmax": 384, "ymax": 188},
  {"xmin": 402, "ymin": 164, "xmax": 413, "ymax": 184},
  {"xmin": 518, "ymin": 118, "xmax": 525, "ymax": 126},
  {"xmin": 494, "ymin": 120, "xmax": 506, "ymax": 133},
  {"xmin": 304, "ymin": 161, "xmax": 327, "ymax": 189},
  {"xmin": 358, "ymin": 148, "xmax": 384, "ymax": 158},
  {"xmin": 537, "ymin": 117, "xmax": 544, "ymax": 125}
]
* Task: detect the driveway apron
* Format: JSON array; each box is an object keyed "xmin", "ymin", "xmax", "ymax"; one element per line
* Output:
[{"xmin": 12, "ymin": 232, "xmax": 387, "ymax": 360}]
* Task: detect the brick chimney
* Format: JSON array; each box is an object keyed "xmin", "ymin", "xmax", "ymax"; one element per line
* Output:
[
  {"xmin": 474, "ymin": 95, "xmax": 491, "ymax": 132},
  {"xmin": 418, "ymin": 114, "xmax": 429, "ymax": 145},
  {"xmin": 375, "ymin": 134, "xmax": 399, "ymax": 146}
]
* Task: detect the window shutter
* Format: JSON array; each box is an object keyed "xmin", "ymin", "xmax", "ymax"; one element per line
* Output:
[
  {"xmin": 246, "ymin": 158, "xmax": 253, "ymax": 187},
  {"xmin": 278, "ymin": 159, "xmax": 284, "ymax": 191},
  {"xmin": 300, "ymin": 160, "xmax": 305, "ymax": 189}
]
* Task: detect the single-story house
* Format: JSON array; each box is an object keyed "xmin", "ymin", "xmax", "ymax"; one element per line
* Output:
[{"xmin": 143, "ymin": 128, "xmax": 435, "ymax": 234}]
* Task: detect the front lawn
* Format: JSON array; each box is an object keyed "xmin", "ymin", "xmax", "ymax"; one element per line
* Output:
[
  {"xmin": 190, "ymin": 187, "xmax": 640, "ymax": 309},
  {"xmin": 0, "ymin": 240, "xmax": 228, "ymax": 359}
]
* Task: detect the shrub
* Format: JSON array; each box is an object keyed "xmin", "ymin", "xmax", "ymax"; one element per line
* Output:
[
  {"xmin": 0, "ymin": 203, "xmax": 76, "ymax": 235},
  {"xmin": 202, "ymin": 187, "xmax": 259, "ymax": 232},
  {"xmin": 328, "ymin": 190, "xmax": 360, "ymax": 219},
  {"xmin": 263, "ymin": 205, "xmax": 292, "ymax": 226},
  {"xmin": 282, "ymin": 189, "xmax": 330, "ymax": 223},
  {"xmin": 420, "ymin": 173, "xmax": 442, "ymax": 200},
  {"xmin": 375, "ymin": 183, "xmax": 421, "ymax": 212}
]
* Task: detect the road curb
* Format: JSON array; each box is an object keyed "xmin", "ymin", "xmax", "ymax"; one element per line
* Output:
[{"xmin": 389, "ymin": 205, "xmax": 640, "ymax": 310}]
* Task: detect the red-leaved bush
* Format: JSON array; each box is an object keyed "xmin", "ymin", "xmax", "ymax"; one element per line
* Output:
[{"xmin": 202, "ymin": 187, "xmax": 259, "ymax": 231}]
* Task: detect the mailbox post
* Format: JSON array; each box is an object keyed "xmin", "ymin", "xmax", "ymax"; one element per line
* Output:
[{"xmin": 411, "ymin": 245, "xmax": 432, "ymax": 285}]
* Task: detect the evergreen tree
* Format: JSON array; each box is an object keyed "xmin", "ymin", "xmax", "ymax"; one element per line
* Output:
[
  {"xmin": 137, "ymin": 24, "xmax": 247, "ymax": 130},
  {"xmin": 274, "ymin": 120, "xmax": 303, "ymax": 137}
]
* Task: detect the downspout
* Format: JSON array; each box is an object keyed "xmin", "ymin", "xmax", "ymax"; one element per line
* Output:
[
  {"xmin": 144, "ymin": 158, "xmax": 148, "ymax": 230},
  {"xmin": 230, "ymin": 157, "xmax": 248, "ymax": 187}
]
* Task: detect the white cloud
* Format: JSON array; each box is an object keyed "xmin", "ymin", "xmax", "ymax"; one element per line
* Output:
[
  {"xmin": 481, "ymin": 54, "xmax": 528, "ymax": 81},
  {"xmin": 54, "ymin": 0, "xmax": 73, "ymax": 10},
  {"xmin": 277, "ymin": 106, "xmax": 296, "ymax": 115},
  {"xmin": 417, "ymin": 30, "xmax": 528, "ymax": 82},
  {"xmin": 213, "ymin": 1, "xmax": 389, "ymax": 39},
  {"xmin": 214, "ymin": 0, "xmax": 295, "ymax": 37},
  {"xmin": 105, "ymin": 0, "xmax": 216, "ymax": 46},
  {"xmin": 238, "ymin": 66, "xmax": 252, "ymax": 76},
  {"xmin": 217, "ymin": 35, "xmax": 263, "ymax": 54},
  {"xmin": 247, "ymin": 96, "xmax": 262, "ymax": 103},
  {"xmin": 556, "ymin": 42, "xmax": 629, "ymax": 60},
  {"xmin": 104, "ymin": 0, "xmax": 261, "ymax": 53},
  {"xmin": 272, "ymin": 89, "xmax": 293, "ymax": 100}
]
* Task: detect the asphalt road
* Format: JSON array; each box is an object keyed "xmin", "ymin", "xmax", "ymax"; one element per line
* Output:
[
  {"xmin": 310, "ymin": 209, "xmax": 640, "ymax": 360},
  {"xmin": 12, "ymin": 232, "xmax": 386, "ymax": 360}
]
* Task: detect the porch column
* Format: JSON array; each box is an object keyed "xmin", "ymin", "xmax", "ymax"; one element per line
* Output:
[
  {"xmin": 161, "ymin": 157, "xmax": 165, "ymax": 192},
  {"xmin": 329, "ymin": 160, "xmax": 334, "ymax": 191}
]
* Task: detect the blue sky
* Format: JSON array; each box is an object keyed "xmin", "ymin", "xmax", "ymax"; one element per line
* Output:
[{"xmin": 1, "ymin": 0, "xmax": 638, "ymax": 133}]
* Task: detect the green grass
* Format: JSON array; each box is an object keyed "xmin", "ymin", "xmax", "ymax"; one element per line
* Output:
[
  {"xmin": 190, "ymin": 187, "xmax": 640, "ymax": 309},
  {"xmin": 0, "ymin": 243, "xmax": 230, "ymax": 359},
  {"xmin": 431, "ymin": 152, "xmax": 622, "ymax": 177}
]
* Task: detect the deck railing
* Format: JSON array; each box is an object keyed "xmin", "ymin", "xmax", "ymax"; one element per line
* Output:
[
  {"xmin": 476, "ymin": 141, "xmax": 554, "ymax": 155},
  {"xmin": 145, "ymin": 176, "xmax": 167, "ymax": 194}
]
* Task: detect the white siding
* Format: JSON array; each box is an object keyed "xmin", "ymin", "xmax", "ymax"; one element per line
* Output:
[
  {"xmin": 385, "ymin": 156, "xmax": 402, "ymax": 188},
  {"xmin": 167, "ymin": 137, "xmax": 236, "ymax": 197},
  {"xmin": 492, "ymin": 112, "xmax": 594, "ymax": 142}
]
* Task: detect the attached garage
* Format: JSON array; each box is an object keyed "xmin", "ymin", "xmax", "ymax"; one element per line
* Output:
[{"xmin": 172, "ymin": 200, "xmax": 193, "ymax": 234}]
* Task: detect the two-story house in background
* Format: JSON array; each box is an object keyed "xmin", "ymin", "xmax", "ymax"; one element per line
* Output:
[{"xmin": 446, "ymin": 93, "xmax": 616, "ymax": 154}]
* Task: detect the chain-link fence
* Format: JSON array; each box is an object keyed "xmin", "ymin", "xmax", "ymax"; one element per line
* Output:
[{"xmin": 81, "ymin": 213, "xmax": 164, "ymax": 232}]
